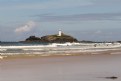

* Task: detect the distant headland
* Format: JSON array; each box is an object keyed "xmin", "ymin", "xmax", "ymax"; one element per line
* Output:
[{"xmin": 23, "ymin": 30, "xmax": 78, "ymax": 43}]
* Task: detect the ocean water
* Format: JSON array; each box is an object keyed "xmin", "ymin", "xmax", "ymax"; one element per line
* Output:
[{"xmin": 0, "ymin": 42, "xmax": 121, "ymax": 56}]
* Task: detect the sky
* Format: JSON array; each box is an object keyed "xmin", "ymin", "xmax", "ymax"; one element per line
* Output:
[{"xmin": 0, "ymin": 0, "xmax": 121, "ymax": 41}]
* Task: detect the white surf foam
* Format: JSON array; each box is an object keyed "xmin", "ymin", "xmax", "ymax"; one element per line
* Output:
[{"xmin": 0, "ymin": 42, "xmax": 121, "ymax": 55}]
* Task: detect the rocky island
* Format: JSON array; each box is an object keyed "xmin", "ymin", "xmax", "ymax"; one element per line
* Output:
[{"xmin": 25, "ymin": 30, "xmax": 78, "ymax": 43}]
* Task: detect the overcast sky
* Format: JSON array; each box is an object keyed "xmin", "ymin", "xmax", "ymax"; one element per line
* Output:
[{"xmin": 0, "ymin": 0, "xmax": 121, "ymax": 41}]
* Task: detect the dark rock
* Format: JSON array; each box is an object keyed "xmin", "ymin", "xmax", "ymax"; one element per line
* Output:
[
  {"xmin": 105, "ymin": 76, "xmax": 118, "ymax": 79},
  {"xmin": 25, "ymin": 36, "xmax": 41, "ymax": 42}
]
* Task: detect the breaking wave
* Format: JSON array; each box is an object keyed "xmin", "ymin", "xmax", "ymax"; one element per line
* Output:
[{"xmin": 0, "ymin": 42, "xmax": 121, "ymax": 55}]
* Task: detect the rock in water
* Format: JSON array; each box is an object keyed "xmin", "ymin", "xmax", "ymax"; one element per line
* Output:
[{"xmin": 24, "ymin": 34, "xmax": 78, "ymax": 43}]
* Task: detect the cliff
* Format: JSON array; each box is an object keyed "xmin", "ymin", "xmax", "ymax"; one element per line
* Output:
[{"xmin": 25, "ymin": 34, "xmax": 78, "ymax": 43}]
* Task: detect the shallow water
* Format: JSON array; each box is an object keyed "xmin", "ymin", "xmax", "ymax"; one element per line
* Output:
[{"xmin": 0, "ymin": 54, "xmax": 121, "ymax": 81}]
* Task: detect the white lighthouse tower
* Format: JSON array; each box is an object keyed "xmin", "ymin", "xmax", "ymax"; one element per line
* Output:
[{"xmin": 58, "ymin": 29, "xmax": 62, "ymax": 36}]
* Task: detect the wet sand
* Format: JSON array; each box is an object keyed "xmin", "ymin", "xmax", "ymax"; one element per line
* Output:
[{"xmin": 1, "ymin": 53, "xmax": 121, "ymax": 81}]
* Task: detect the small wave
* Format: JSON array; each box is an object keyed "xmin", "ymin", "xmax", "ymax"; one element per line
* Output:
[
  {"xmin": 111, "ymin": 52, "xmax": 121, "ymax": 55},
  {"xmin": 0, "ymin": 49, "xmax": 7, "ymax": 51},
  {"xmin": 0, "ymin": 45, "xmax": 57, "ymax": 49},
  {"xmin": 6, "ymin": 49, "xmax": 23, "ymax": 51},
  {"xmin": 51, "ymin": 42, "xmax": 81, "ymax": 46},
  {"xmin": 23, "ymin": 49, "xmax": 44, "ymax": 51}
]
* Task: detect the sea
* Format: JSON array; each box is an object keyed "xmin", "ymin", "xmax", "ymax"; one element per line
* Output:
[{"xmin": 0, "ymin": 42, "xmax": 121, "ymax": 56}]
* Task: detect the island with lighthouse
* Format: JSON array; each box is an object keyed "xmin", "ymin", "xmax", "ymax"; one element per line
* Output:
[{"xmin": 24, "ymin": 30, "xmax": 78, "ymax": 43}]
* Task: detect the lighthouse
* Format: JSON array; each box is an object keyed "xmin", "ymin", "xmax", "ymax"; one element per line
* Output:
[{"xmin": 58, "ymin": 29, "xmax": 62, "ymax": 36}]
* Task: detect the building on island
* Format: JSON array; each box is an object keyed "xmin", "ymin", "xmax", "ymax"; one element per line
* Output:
[{"xmin": 58, "ymin": 29, "xmax": 62, "ymax": 36}]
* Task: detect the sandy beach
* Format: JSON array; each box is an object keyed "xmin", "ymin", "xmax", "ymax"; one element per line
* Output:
[{"xmin": 1, "ymin": 52, "xmax": 121, "ymax": 81}]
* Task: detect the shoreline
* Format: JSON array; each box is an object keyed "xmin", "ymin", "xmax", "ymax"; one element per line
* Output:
[{"xmin": 1, "ymin": 49, "xmax": 121, "ymax": 60}]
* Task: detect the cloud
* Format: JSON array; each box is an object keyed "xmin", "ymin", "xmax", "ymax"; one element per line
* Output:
[
  {"xmin": 33, "ymin": 13, "xmax": 121, "ymax": 22},
  {"xmin": 14, "ymin": 21, "xmax": 36, "ymax": 33}
]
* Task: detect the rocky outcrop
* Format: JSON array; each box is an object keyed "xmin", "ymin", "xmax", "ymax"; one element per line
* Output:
[
  {"xmin": 25, "ymin": 34, "xmax": 78, "ymax": 43},
  {"xmin": 41, "ymin": 34, "xmax": 78, "ymax": 43},
  {"xmin": 25, "ymin": 36, "xmax": 41, "ymax": 42}
]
